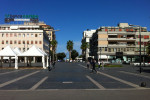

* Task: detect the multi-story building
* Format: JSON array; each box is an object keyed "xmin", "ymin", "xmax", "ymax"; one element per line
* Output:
[
  {"xmin": 0, "ymin": 22, "xmax": 50, "ymax": 55},
  {"xmin": 81, "ymin": 29, "xmax": 96, "ymax": 60},
  {"xmin": 39, "ymin": 22, "xmax": 56, "ymax": 51},
  {"xmin": 90, "ymin": 23, "xmax": 149, "ymax": 63}
]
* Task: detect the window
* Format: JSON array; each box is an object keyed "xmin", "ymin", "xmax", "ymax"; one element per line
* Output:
[
  {"xmin": 124, "ymin": 48, "xmax": 126, "ymax": 52},
  {"xmin": 19, "ymin": 48, "xmax": 21, "ymax": 51},
  {"xmin": 119, "ymin": 29, "xmax": 122, "ymax": 31},
  {"xmin": 126, "ymin": 29, "xmax": 129, "ymax": 32},
  {"xmin": 14, "ymin": 40, "xmax": 17, "ymax": 44},
  {"xmin": 35, "ymin": 34, "xmax": 38, "ymax": 37},
  {"xmin": 10, "ymin": 40, "xmax": 12, "ymax": 44},
  {"xmin": 31, "ymin": 41, "xmax": 33, "ymax": 44},
  {"xmin": 118, "ymin": 48, "xmax": 120, "ymax": 52},
  {"xmin": 105, "ymin": 29, "xmax": 108, "ymax": 32},
  {"xmin": 6, "ymin": 33, "xmax": 8, "ymax": 37},
  {"xmin": 14, "ymin": 33, "xmax": 17, "ymax": 37},
  {"xmin": 144, "ymin": 42, "xmax": 148, "ymax": 45},
  {"xmin": 2, "ymin": 33, "xmax": 4, "ymax": 37},
  {"xmin": 39, "ymin": 34, "xmax": 42, "ymax": 37},
  {"xmin": 31, "ymin": 34, "xmax": 34, "ymax": 37},
  {"xmin": 18, "ymin": 40, "xmax": 21, "ymax": 44},
  {"xmin": 39, "ymin": 41, "xmax": 42, "ymax": 44},
  {"xmin": 27, "ymin": 41, "xmax": 29, "ymax": 44},
  {"xmin": 10, "ymin": 33, "xmax": 13, "ymax": 37},
  {"xmin": 105, "ymin": 47, "xmax": 107, "ymax": 51},
  {"xmin": 6, "ymin": 40, "xmax": 8, "ymax": 44},
  {"xmin": 35, "ymin": 41, "xmax": 37, "ymax": 44},
  {"xmin": 108, "ymin": 48, "xmax": 111, "ymax": 52},
  {"xmin": 19, "ymin": 33, "xmax": 21, "ymax": 37},
  {"xmin": 23, "ymin": 48, "xmax": 25, "ymax": 52},
  {"xmin": 2, "ymin": 48, "xmax": 4, "ymax": 50},
  {"xmin": 2, "ymin": 40, "xmax": 4, "ymax": 44},
  {"xmin": 23, "ymin": 41, "xmax": 25, "ymax": 44},
  {"xmin": 27, "ymin": 34, "xmax": 29, "ymax": 37},
  {"xmin": 23, "ymin": 34, "xmax": 25, "ymax": 37}
]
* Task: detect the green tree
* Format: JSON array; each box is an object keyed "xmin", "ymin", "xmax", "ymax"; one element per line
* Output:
[
  {"xmin": 57, "ymin": 52, "xmax": 66, "ymax": 61},
  {"xmin": 71, "ymin": 50, "xmax": 79, "ymax": 60},
  {"xmin": 67, "ymin": 40, "xmax": 73, "ymax": 61},
  {"xmin": 80, "ymin": 42, "xmax": 89, "ymax": 61},
  {"xmin": 51, "ymin": 40, "xmax": 58, "ymax": 61}
]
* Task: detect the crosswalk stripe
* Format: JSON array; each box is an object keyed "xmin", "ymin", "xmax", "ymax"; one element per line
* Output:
[
  {"xmin": 29, "ymin": 76, "xmax": 48, "ymax": 90},
  {"xmin": 119, "ymin": 71, "xmax": 150, "ymax": 79},
  {"xmin": 78, "ymin": 64, "xmax": 144, "ymax": 89},
  {"xmin": 0, "ymin": 71, "xmax": 40, "ymax": 88},
  {"xmin": 0, "ymin": 70, "xmax": 24, "ymax": 76},
  {"xmin": 97, "ymin": 71, "xmax": 142, "ymax": 89},
  {"xmin": 86, "ymin": 75, "xmax": 105, "ymax": 90}
]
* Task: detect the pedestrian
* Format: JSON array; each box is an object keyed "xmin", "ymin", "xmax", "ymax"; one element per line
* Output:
[
  {"xmin": 102, "ymin": 60, "xmax": 104, "ymax": 70},
  {"xmin": 98, "ymin": 60, "xmax": 101, "ymax": 70},
  {"xmin": 90, "ymin": 59, "xmax": 97, "ymax": 73},
  {"xmin": 52, "ymin": 61, "xmax": 56, "ymax": 69},
  {"xmin": 87, "ymin": 61, "xmax": 90, "ymax": 69}
]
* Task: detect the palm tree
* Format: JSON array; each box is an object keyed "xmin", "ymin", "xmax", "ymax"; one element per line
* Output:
[
  {"xmin": 80, "ymin": 42, "xmax": 89, "ymax": 60},
  {"xmin": 51, "ymin": 40, "xmax": 58, "ymax": 62},
  {"xmin": 67, "ymin": 40, "xmax": 73, "ymax": 61}
]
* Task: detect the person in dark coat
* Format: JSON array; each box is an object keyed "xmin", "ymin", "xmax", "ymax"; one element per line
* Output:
[{"xmin": 90, "ymin": 59, "xmax": 97, "ymax": 73}]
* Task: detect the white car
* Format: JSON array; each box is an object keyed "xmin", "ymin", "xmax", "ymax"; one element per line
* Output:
[{"xmin": 133, "ymin": 62, "xmax": 150, "ymax": 66}]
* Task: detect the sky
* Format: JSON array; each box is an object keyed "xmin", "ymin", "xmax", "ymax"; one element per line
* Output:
[{"xmin": 0, "ymin": 0, "xmax": 150, "ymax": 57}]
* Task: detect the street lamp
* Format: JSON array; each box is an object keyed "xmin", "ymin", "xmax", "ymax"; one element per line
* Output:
[
  {"xmin": 129, "ymin": 24, "xmax": 142, "ymax": 73},
  {"xmin": 99, "ymin": 47, "xmax": 102, "ymax": 63}
]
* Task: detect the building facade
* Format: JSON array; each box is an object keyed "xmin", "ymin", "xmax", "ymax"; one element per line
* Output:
[
  {"xmin": 81, "ymin": 29, "xmax": 96, "ymax": 60},
  {"xmin": 90, "ymin": 23, "xmax": 150, "ymax": 63},
  {"xmin": 0, "ymin": 22, "xmax": 50, "ymax": 55}
]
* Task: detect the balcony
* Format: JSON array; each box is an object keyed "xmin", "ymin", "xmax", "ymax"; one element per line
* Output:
[
  {"xmin": 108, "ymin": 38, "xmax": 126, "ymax": 41},
  {"xmin": 126, "ymin": 37, "xmax": 136, "ymax": 41},
  {"xmin": 108, "ymin": 44, "xmax": 126, "ymax": 47},
  {"xmin": 126, "ymin": 44, "xmax": 136, "ymax": 47}
]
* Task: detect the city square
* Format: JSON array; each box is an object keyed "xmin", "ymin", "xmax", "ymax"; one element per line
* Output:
[{"xmin": 0, "ymin": 62, "xmax": 150, "ymax": 100}]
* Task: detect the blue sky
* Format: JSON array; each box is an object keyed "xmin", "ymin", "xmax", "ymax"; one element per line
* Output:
[{"xmin": 0, "ymin": 0, "xmax": 150, "ymax": 57}]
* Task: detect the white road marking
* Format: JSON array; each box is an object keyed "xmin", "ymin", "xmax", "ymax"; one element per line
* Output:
[
  {"xmin": 119, "ymin": 71, "xmax": 150, "ymax": 79},
  {"xmin": 0, "ymin": 70, "xmax": 24, "ymax": 76},
  {"xmin": 0, "ymin": 71, "xmax": 40, "ymax": 88},
  {"xmin": 78, "ymin": 64, "xmax": 86, "ymax": 68},
  {"xmin": 86, "ymin": 75, "xmax": 106, "ymax": 90},
  {"xmin": 29, "ymin": 76, "xmax": 48, "ymax": 90},
  {"xmin": 78, "ymin": 64, "xmax": 144, "ymax": 89},
  {"xmin": 97, "ymin": 71, "xmax": 143, "ymax": 89},
  {"xmin": 62, "ymin": 81, "xmax": 73, "ymax": 84}
]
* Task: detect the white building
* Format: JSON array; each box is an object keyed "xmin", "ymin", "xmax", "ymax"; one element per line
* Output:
[{"xmin": 81, "ymin": 29, "xmax": 96, "ymax": 60}]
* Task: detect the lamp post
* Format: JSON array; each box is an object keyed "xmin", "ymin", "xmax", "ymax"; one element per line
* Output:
[
  {"xmin": 129, "ymin": 24, "xmax": 142, "ymax": 73},
  {"xmin": 99, "ymin": 47, "xmax": 102, "ymax": 63}
]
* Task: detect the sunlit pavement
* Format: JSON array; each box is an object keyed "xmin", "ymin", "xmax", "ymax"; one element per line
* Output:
[{"xmin": 0, "ymin": 62, "xmax": 150, "ymax": 100}]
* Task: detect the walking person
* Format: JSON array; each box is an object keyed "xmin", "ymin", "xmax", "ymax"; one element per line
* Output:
[
  {"xmin": 87, "ymin": 61, "xmax": 90, "ymax": 69},
  {"xmin": 90, "ymin": 59, "xmax": 97, "ymax": 73},
  {"xmin": 101, "ymin": 60, "xmax": 104, "ymax": 70},
  {"xmin": 98, "ymin": 60, "xmax": 101, "ymax": 70}
]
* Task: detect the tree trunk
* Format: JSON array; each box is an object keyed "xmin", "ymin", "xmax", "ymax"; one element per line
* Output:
[
  {"xmin": 53, "ymin": 50, "xmax": 55, "ymax": 62},
  {"xmin": 69, "ymin": 51, "xmax": 71, "ymax": 61}
]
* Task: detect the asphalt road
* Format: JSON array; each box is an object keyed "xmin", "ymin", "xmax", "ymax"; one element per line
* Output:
[{"xmin": 0, "ymin": 62, "xmax": 150, "ymax": 100}]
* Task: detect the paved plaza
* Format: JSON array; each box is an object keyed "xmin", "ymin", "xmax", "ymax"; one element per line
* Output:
[{"xmin": 0, "ymin": 62, "xmax": 150, "ymax": 100}]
